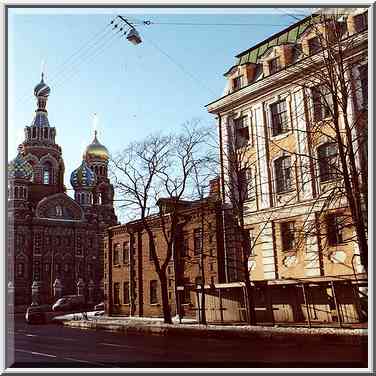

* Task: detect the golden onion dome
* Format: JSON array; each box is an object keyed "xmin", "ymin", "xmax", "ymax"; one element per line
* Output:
[{"xmin": 85, "ymin": 131, "xmax": 109, "ymax": 161}]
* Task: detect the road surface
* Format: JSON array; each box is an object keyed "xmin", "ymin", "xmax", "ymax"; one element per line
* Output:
[{"xmin": 7, "ymin": 314, "xmax": 368, "ymax": 368}]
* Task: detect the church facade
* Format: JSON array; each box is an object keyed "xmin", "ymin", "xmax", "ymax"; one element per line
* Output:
[{"xmin": 8, "ymin": 74, "xmax": 118, "ymax": 308}]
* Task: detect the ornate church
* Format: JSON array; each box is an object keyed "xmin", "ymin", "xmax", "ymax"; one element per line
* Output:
[{"xmin": 8, "ymin": 74, "xmax": 118, "ymax": 307}]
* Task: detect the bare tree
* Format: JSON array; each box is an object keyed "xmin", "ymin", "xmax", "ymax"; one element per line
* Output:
[{"xmin": 111, "ymin": 123, "xmax": 213, "ymax": 324}]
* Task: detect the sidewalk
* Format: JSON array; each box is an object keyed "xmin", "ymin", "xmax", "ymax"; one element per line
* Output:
[{"xmin": 53, "ymin": 314, "xmax": 368, "ymax": 345}]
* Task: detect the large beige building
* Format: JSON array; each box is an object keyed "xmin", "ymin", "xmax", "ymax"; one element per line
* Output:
[{"xmin": 207, "ymin": 9, "xmax": 368, "ymax": 325}]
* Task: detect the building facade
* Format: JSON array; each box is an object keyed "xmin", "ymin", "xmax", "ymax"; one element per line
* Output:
[
  {"xmin": 206, "ymin": 9, "xmax": 368, "ymax": 324},
  {"xmin": 8, "ymin": 75, "xmax": 117, "ymax": 308},
  {"xmin": 104, "ymin": 179, "xmax": 228, "ymax": 319}
]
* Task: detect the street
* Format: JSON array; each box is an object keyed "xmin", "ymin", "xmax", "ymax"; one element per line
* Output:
[{"xmin": 7, "ymin": 314, "xmax": 367, "ymax": 368}]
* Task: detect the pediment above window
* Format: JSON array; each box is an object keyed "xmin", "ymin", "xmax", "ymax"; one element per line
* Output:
[{"xmin": 36, "ymin": 193, "xmax": 84, "ymax": 221}]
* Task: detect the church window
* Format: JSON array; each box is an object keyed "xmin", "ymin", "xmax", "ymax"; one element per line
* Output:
[
  {"xmin": 17, "ymin": 263, "xmax": 25, "ymax": 277},
  {"xmin": 14, "ymin": 187, "xmax": 19, "ymax": 199},
  {"xmin": 43, "ymin": 161, "xmax": 53, "ymax": 185},
  {"xmin": 55, "ymin": 205, "xmax": 63, "ymax": 217}
]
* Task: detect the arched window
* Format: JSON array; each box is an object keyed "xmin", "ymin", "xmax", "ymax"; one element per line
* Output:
[
  {"xmin": 14, "ymin": 186, "xmax": 19, "ymax": 199},
  {"xmin": 43, "ymin": 161, "xmax": 53, "ymax": 185}
]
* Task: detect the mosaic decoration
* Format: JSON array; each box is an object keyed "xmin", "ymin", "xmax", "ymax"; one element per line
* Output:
[
  {"xmin": 8, "ymin": 153, "xmax": 33, "ymax": 181},
  {"xmin": 70, "ymin": 160, "xmax": 96, "ymax": 188}
]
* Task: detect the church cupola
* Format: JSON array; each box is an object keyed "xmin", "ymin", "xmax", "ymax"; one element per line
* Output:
[
  {"xmin": 84, "ymin": 130, "xmax": 109, "ymax": 180},
  {"xmin": 70, "ymin": 159, "xmax": 96, "ymax": 206},
  {"xmin": 8, "ymin": 153, "xmax": 33, "ymax": 201},
  {"xmin": 25, "ymin": 73, "xmax": 56, "ymax": 143}
]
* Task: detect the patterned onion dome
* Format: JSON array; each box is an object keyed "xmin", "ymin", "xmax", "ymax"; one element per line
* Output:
[
  {"xmin": 85, "ymin": 131, "xmax": 109, "ymax": 161},
  {"xmin": 8, "ymin": 153, "xmax": 33, "ymax": 181},
  {"xmin": 34, "ymin": 73, "xmax": 51, "ymax": 97},
  {"xmin": 70, "ymin": 160, "xmax": 96, "ymax": 188}
]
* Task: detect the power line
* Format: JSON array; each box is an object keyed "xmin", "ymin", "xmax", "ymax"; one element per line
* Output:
[{"xmin": 144, "ymin": 21, "xmax": 292, "ymax": 27}]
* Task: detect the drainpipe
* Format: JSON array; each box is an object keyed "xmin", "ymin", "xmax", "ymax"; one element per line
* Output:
[{"xmin": 217, "ymin": 113, "xmax": 229, "ymax": 283}]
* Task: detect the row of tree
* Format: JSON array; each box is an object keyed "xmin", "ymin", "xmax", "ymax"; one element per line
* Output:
[{"xmin": 110, "ymin": 11, "xmax": 368, "ymax": 324}]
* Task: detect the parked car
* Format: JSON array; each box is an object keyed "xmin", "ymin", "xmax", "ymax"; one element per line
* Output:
[
  {"xmin": 94, "ymin": 302, "xmax": 104, "ymax": 311},
  {"xmin": 52, "ymin": 295, "xmax": 85, "ymax": 312},
  {"xmin": 25, "ymin": 304, "xmax": 52, "ymax": 324}
]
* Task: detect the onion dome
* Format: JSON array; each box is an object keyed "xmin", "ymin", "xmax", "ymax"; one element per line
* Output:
[
  {"xmin": 84, "ymin": 131, "xmax": 109, "ymax": 161},
  {"xmin": 70, "ymin": 160, "xmax": 96, "ymax": 188},
  {"xmin": 8, "ymin": 153, "xmax": 33, "ymax": 181},
  {"xmin": 34, "ymin": 73, "xmax": 50, "ymax": 97},
  {"xmin": 31, "ymin": 111, "xmax": 50, "ymax": 127}
]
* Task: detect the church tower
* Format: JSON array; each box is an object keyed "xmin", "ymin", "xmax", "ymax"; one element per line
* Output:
[{"xmin": 19, "ymin": 73, "xmax": 65, "ymax": 205}]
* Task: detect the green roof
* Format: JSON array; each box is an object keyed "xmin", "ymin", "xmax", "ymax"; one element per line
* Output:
[{"xmin": 234, "ymin": 15, "xmax": 313, "ymax": 66}]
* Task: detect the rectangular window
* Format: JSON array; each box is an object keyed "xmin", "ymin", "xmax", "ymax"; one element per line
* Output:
[
  {"xmin": 149, "ymin": 236, "xmax": 155, "ymax": 261},
  {"xmin": 312, "ymin": 85, "xmax": 333, "ymax": 121},
  {"xmin": 150, "ymin": 280, "xmax": 158, "ymax": 304},
  {"xmin": 326, "ymin": 214, "xmax": 346, "ymax": 245},
  {"xmin": 181, "ymin": 232, "xmax": 189, "ymax": 257},
  {"xmin": 308, "ymin": 37, "xmax": 320, "ymax": 55},
  {"xmin": 113, "ymin": 282, "xmax": 120, "ymax": 305},
  {"xmin": 280, "ymin": 222, "xmax": 295, "ymax": 251},
  {"xmin": 194, "ymin": 228, "xmax": 202, "ymax": 255},
  {"xmin": 269, "ymin": 57, "xmax": 281, "ymax": 74},
  {"xmin": 275, "ymin": 156, "xmax": 292, "ymax": 193},
  {"xmin": 233, "ymin": 75, "xmax": 243, "ymax": 91},
  {"xmin": 247, "ymin": 228, "xmax": 256, "ymax": 256},
  {"xmin": 239, "ymin": 168, "xmax": 255, "ymax": 201},
  {"xmin": 270, "ymin": 100, "xmax": 289, "ymax": 136},
  {"xmin": 183, "ymin": 278, "xmax": 191, "ymax": 304},
  {"xmin": 234, "ymin": 116, "xmax": 249, "ymax": 148},
  {"xmin": 318, "ymin": 142, "xmax": 338, "ymax": 182},
  {"xmin": 209, "ymin": 263, "xmax": 214, "ymax": 272},
  {"xmin": 123, "ymin": 242, "xmax": 129, "ymax": 264},
  {"xmin": 359, "ymin": 64, "xmax": 368, "ymax": 109},
  {"xmin": 123, "ymin": 282, "xmax": 129, "ymax": 304},
  {"xmin": 168, "ymin": 279, "xmax": 173, "ymax": 288},
  {"xmin": 354, "ymin": 12, "xmax": 367, "ymax": 32},
  {"xmin": 113, "ymin": 245, "xmax": 120, "ymax": 265}
]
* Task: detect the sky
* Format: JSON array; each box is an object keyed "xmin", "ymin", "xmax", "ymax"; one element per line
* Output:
[{"xmin": 8, "ymin": 7, "xmax": 311, "ymax": 214}]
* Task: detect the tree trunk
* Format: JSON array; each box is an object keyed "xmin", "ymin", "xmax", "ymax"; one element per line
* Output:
[{"xmin": 159, "ymin": 271, "xmax": 172, "ymax": 324}]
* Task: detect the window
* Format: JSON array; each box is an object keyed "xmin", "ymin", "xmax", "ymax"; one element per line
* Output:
[
  {"xmin": 43, "ymin": 162, "xmax": 52, "ymax": 185},
  {"xmin": 358, "ymin": 64, "xmax": 368, "ymax": 109},
  {"xmin": 149, "ymin": 236, "xmax": 155, "ymax": 261},
  {"xmin": 193, "ymin": 228, "xmax": 202, "ymax": 255},
  {"xmin": 246, "ymin": 228, "xmax": 256, "ymax": 256},
  {"xmin": 17, "ymin": 263, "xmax": 24, "ymax": 277},
  {"xmin": 113, "ymin": 282, "xmax": 120, "ymax": 305},
  {"xmin": 195, "ymin": 276, "xmax": 203, "ymax": 286},
  {"xmin": 209, "ymin": 263, "xmax": 214, "ymax": 272},
  {"xmin": 44, "ymin": 263, "xmax": 50, "ymax": 273},
  {"xmin": 354, "ymin": 12, "xmax": 367, "ymax": 32},
  {"xmin": 326, "ymin": 214, "xmax": 346, "ymax": 245},
  {"xmin": 123, "ymin": 282, "xmax": 129, "ymax": 304},
  {"xmin": 55, "ymin": 205, "xmax": 63, "ymax": 217},
  {"xmin": 312, "ymin": 85, "xmax": 333, "ymax": 121},
  {"xmin": 123, "ymin": 242, "xmax": 129, "ymax": 264},
  {"xmin": 168, "ymin": 279, "xmax": 173, "ymax": 287},
  {"xmin": 64, "ymin": 263, "xmax": 70, "ymax": 272},
  {"xmin": 308, "ymin": 37, "xmax": 320, "ymax": 55},
  {"xmin": 270, "ymin": 100, "xmax": 289, "ymax": 136},
  {"xmin": 317, "ymin": 143, "xmax": 338, "ymax": 182},
  {"xmin": 275, "ymin": 156, "xmax": 292, "ymax": 193},
  {"xmin": 239, "ymin": 168, "xmax": 255, "ymax": 201},
  {"xmin": 183, "ymin": 278, "xmax": 191, "ymax": 304},
  {"xmin": 113, "ymin": 244, "xmax": 120, "ymax": 265},
  {"xmin": 182, "ymin": 234, "xmax": 189, "ymax": 257},
  {"xmin": 168, "ymin": 266, "xmax": 172, "ymax": 274},
  {"xmin": 150, "ymin": 280, "xmax": 158, "ymax": 304},
  {"xmin": 280, "ymin": 222, "xmax": 295, "ymax": 251},
  {"xmin": 234, "ymin": 116, "xmax": 249, "ymax": 148},
  {"xmin": 233, "ymin": 75, "xmax": 243, "ymax": 91},
  {"xmin": 269, "ymin": 57, "xmax": 281, "ymax": 74}
]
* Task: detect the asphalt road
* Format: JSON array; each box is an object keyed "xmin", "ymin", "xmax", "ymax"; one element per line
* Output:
[{"xmin": 7, "ymin": 314, "xmax": 368, "ymax": 368}]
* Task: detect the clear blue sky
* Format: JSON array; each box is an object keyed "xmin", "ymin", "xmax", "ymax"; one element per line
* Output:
[{"xmin": 8, "ymin": 7, "xmax": 310, "ymax": 202}]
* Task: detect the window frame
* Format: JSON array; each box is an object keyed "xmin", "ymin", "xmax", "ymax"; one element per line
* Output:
[
  {"xmin": 268, "ymin": 56, "xmax": 281, "ymax": 75},
  {"xmin": 234, "ymin": 116, "xmax": 250, "ymax": 148},
  {"xmin": 232, "ymin": 75, "xmax": 243, "ymax": 91},
  {"xmin": 274, "ymin": 156, "xmax": 293, "ymax": 194},
  {"xmin": 123, "ymin": 281, "xmax": 130, "ymax": 305},
  {"xmin": 150, "ymin": 280, "xmax": 158, "ymax": 304},
  {"xmin": 113, "ymin": 282, "xmax": 120, "ymax": 305},
  {"xmin": 270, "ymin": 99, "xmax": 289, "ymax": 136},
  {"xmin": 193, "ymin": 228, "xmax": 202, "ymax": 255},
  {"xmin": 280, "ymin": 221, "xmax": 296, "ymax": 251},
  {"xmin": 312, "ymin": 85, "xmax": 333, "ymax": 122},
  {"xmin": 317, "ymin": 142, "xmax": 339, "ymax": 183}
]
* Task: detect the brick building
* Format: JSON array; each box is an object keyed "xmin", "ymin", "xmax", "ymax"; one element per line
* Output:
[
  {"xmin": 206, "ymin": 9, "xmax": 368, "ymax": 325},
  {"xmin": 8, "ymin": 74, "xmax": 117, "ymax": 309},
  {"xmin": 104, "ymin": 179, "xmax": 227, "ymax": 319}
]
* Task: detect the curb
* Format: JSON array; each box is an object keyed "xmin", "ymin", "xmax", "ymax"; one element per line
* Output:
[{"xmin": 58, "ymin": 319, "xmax": 367, "ymax": 345}]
